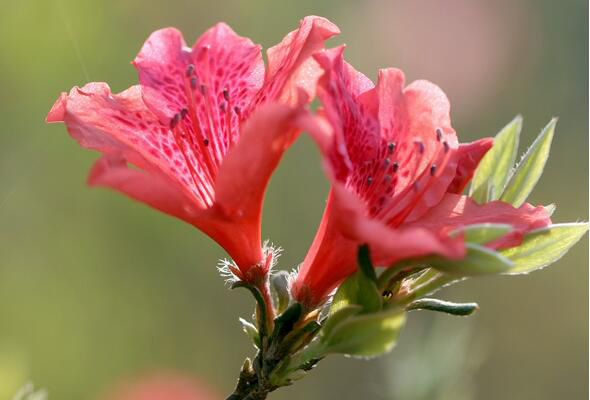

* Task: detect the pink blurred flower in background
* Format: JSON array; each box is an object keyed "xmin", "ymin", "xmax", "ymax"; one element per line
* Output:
[
  {"xmin": 47, "ymin": 16, "xmax": 339, "ymax": 281},
  {"xmin": 102, "ymin": 373, "xmax": 219, "ymax": 400}
]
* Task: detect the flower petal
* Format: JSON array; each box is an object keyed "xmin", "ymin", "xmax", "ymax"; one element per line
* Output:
[
  {"xmin": 50, "ymin": 82, "xmax": 210, "ymax": 206},
  {"xmin": 134, "ymin": 25, "xmax": 264, "ymax": 159},
  {"xmin": 447, "ymin": 138, "xmax": 494, "ymax": 194},
  {"xmin": 406, "ymin": 193, "xmax": 552, "ymax": 249},
  {"xmin": 257, "ymin": 16, "xmax": 340, "ymax": 107},
  {"xmin": 215, "ymin": 101, "xmax": 302, "ymax": 222},
  {"xmin": 88, "ymin": 155, "xmax": 200, "ymax": 222}
]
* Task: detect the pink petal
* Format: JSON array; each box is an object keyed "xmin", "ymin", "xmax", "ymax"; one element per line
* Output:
[
  {"xmin": 447, "ymin": 138, "xmax": 494, "ymax": 194},
  {"xmin": 88, "ymin": 156, "xmax": 201, "ymax": 222},
  {"xmin": 46, "ymin": 92, "xmax": 67, "ymax": 122},
  {"xmin": 134, "ymin": 25, "xmax": 264, "ymax": 158},
  {"xmin": 215, "ymin": 101, "xmax": 303, "ymax": 226},
  {"xmin": 406, "ymin": 193, "xmax": 552, "ymax": 249},
  {"xmin": 257, "ymin": 16, "xmax": 340, "ymax": 107},
  {"xmin": 51, "ymin": 82, "xmax": 209, "ymax": 206}
]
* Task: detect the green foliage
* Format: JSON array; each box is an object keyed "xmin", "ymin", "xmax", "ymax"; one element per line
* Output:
[
  {"xmin": 450, "ymin": 223, "xmax": 513, "ymax": 245},
  {"xmin": 330, "ymin": 246, "xmax": 382, "ymax": 314},
  {"xmin": 501, "ymin": 223, "xmax": 589, "ymax": 274},
  {"xmin": 406, "ymin": 298, "xmax": 479, "ymax": 316},
  {"xmin": 239, "ymin": 318, "xmax": 261, "ymax": 348},
  {"xmin": 471, "ymin": 115, "xmax": 522, "ymax": 202},
  {"xmin": 320, "ymin": 309, "xmax": 406, "ymax": 358},
  {"xmin": 424, "ymin": 243, "xmax": 514, "ymax": 276},
  {"xmin": 500, "ymin": 118, "xmax": 557, "ymax": 206}
]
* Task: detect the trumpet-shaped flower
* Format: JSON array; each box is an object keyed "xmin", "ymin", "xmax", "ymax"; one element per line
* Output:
[
  {"xmin": 47, "ymin": 17, "xmax": 339, "ymax": 280},
  {"xmin": 292, "ymin": 47, "xmax": 551, "ymax": 307}
]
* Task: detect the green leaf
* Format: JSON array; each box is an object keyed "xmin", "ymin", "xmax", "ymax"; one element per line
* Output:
[
  {"xmin": 425, "ymin": 243, "xmax": 514, "ymax": 276},
  {"xmin": 544, "ymin": 203, "xmax": 556, "ymax": 216},
  {"xmin": 330, "ymin": 247, "xmax": 382, "ymax": 314},
  {"xmin": 322, "ymin": 308, "xmax": 406, "ymax": 358},
  {"xmin": 470, "ymin": 115, "xmax": 522, "ymax": 202},
  {"xmin": 500, "ymin": 118, "xmax": 557, "ymax": 206},
  {"xmin": 357, "ymin": 244, "xmax": 378, "ymax": 283},
  {"xmin": 501, "ymin": 223, "xmax": 588, "ymax": 274},
  {"xmin": 271, "ymin": 271, "xmax": 291, "ymax": 314},
  {"xmin": 239, "ymin": 318, "xmax": 261, "ymax": 348},
  {"xmin": 406, "ymin": 298, "xmax": 479, "ymax": 316},
  {"xmin": 450, "ymin": 223, "xmax": 513, "ymax": 245},
  {"xmin": 321, "ymin": 305, "xmax": 362, "ymax": 339}
]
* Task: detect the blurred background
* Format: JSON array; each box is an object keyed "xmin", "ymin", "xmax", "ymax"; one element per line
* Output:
[{"xmin": 0, "ymin": 0, "xmax": 587, "ymax": 398}]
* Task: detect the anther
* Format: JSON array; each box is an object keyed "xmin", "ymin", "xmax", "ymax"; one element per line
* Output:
[
  {"xmin": 367, "ymin": 177, "xmax": 373, "ymax": 185},
  {"xmin": 392, "ymin": 162, "xmax": 399, "ymax": 173},
  {"xmin": 223, "ymin": 88, "xmax": 230, "ymax": 102},
  {"xmin": 388, "ymin": 142, "xmax": 396, "ymax": 154},
  {"xmin": 430, "ymin": 164, "xmax": 437, "ymax": 176},
  {"xmin": 417, "ymin": 141, "xmax": 425, "ymax": 154},
  {"xmin": 234, "ymin": 106, "xmax": 241, "ymax": 117},
  {"xmin": 199, "ymin": 84, "xmax": 207, "ymax": 95},
  {"xmin": 180, "ymin": 108, "xmax": 188, "ymax": 119},
  {"xmin": 436, "ymin": 128, "xmax": 443, "ymax": 141},
  {"xmin": 443, "ymin": 141, "xmax": 449, "ymax": 153},
  {"xmin": 384, "ymin": 159, "xmax": 391, "ymax": 168},
  {"xmin": 203, "ymin": 139, "xmax": 209, "ymax": 146},
  {"xmin": 186, "ymin": 64, "xmax": 195, "ymax": 77},
  {"xmin": 220, "ymin": 103, "xmax": 226, "ymax": 112},
  {"xmin": 190, "ymin": 77, "xmax": 198, "ymax": 89},
  {"xmin": 170, "ymin": 113, "xmax": 181, "ymax": 129}
]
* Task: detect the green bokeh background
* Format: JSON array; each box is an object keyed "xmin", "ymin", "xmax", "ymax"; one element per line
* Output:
[{"xmin": 0, "ymin": 0, "xmax": 587, "ymax": 399}]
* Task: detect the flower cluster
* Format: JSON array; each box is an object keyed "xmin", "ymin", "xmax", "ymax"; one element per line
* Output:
[{"xmin": 47, "ymin": 16, "xmax": 587, "ymax": 400}]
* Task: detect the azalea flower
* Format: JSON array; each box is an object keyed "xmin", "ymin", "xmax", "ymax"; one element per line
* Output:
[
  {"xmin": 47, "ymin": 17, "xmax": 339, "ymax": 281},
  {"xmin": 292, "ymin": 47, "xmax": 551, "ymax": 308}
]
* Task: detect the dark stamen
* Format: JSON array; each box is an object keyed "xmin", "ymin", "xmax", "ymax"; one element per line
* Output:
[
  {"xmin": 180, "ymin": 108, "xmax": 188, "ymax": 119},
  {"xmin": 223, "ymin": 88, "xmax": 230, "ymax": 102},
  {"xmin": 190, "ymin": 77, "xmax": 198, "ymax": 89},
  {"xmin": 186, "ymin": 64, "xmax": 195, "ymax": 77},
  {"xmin": 430, "ymin": 164, "xmax": 437, "ymax": 176},
  {"xmin": 367, "ymin": 177, "xmax": 373, "ymax": 185},
  {"xmin": 203, "ymin": 139, "xmax": 209, "ymax": 146},
  {"xmin": 388, "ymin": 142, "xmax": 396, "ymax": 154},
  {"xmin": 170, "ymin": 113, "xmax": 180, "ymax": 129},
  {"xmin": 220, "ymin": 103, "xmax": 226, "ymax": 112},
  {"xmin": 234, "ymin": 106, "xmax": 241, "ymax": 117},
  {"xmin": 384, "ymin": 159, "xmax": 391, "ymax": 168},
  {"xmin": 392, "ymin": 162, "xmax": 399, "ymax": 173},
  {"xmin": 199, "ymin": 84, "xmax": 207, "ymax": 95},
  {"xmin": 436, "ymin": 128, "xmax": 443, "ymax": 141},
  {"xmin": 443, "ymin": 141, "xmax": 449, "ymax": 153},
  {"xmin": 417, "ymin": 141, "xmax": 425, "ymax": 154}
]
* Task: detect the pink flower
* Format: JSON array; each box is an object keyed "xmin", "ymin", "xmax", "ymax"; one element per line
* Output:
[
  {"xmin": 102, "ymin": 373, "xmax": 219, "ymax": 400},
  {"xmin": 292, "ymin": 47, "xmax": 551, "ymax": 308},
  {"xmin": 47, "ymin": 17, "xmax": 339, "ymax": 281}
]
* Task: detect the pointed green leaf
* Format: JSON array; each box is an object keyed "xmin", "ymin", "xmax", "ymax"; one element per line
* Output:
[
  {"xmin": 426, "ymin": 243, "xmax": 514, "ymax": 276},
  {"xmin": 471, "ymin": 115, "xmax": 522, "ymax": 202},
  {"xmin": 406, "ymin": 298, "xmax": 479, "ymax": 316},
  {"xmin": 501, "ymin": 223, "xmax": 588, "ymax": 274},
  {"xmin": 357, "ymin": 244, "xmax": 378, "ymax": 283},
  {"xmin": 450, "ymin": 223, "xmax": 513, "ymax": 245},
  {"xmin": 323, "ymin": 309, "xmax": 406, "ymax": 358},
  {"xmin": 544, "ymin": 203, "xmax": 556, "ymax": 216},
  {"xmin": 500, "ymin": 118, "xmax": 557, "ymax": 206},
  {"xmin": 239, "ymin": 318, "xmax": 261, "ymax": 348}
]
